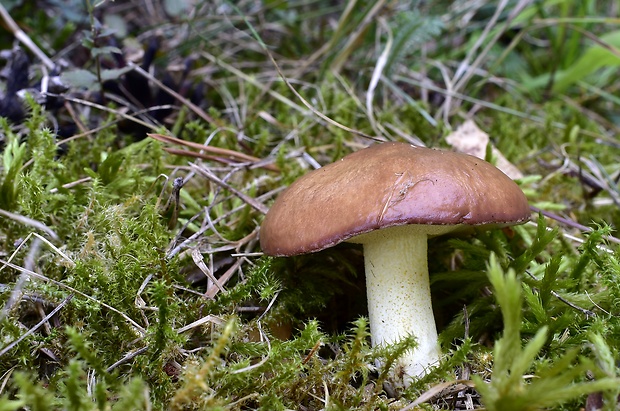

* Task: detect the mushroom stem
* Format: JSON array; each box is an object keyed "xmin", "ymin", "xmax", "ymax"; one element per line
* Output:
[{"xmin": 358, "ymin": 225, "xmax": 441, "ymax": 379}]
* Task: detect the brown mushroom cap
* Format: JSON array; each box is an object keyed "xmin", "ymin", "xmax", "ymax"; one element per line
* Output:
[{"xmin": 260, "ymin": 142, "xmax": 530, "ymax": 256}]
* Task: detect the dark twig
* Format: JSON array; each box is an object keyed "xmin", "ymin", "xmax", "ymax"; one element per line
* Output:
[
  {"xmin": 531, "ymin": 205, "xmax": 620, "ymax": 245},
  {"xmin": 522, "ymin": 268, "xmax": 596, "ymax": 318}
]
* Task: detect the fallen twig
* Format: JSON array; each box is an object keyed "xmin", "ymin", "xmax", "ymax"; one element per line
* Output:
[{"xmin": 149, "ymin": 133, "xmax": 278, "ymax": 172}]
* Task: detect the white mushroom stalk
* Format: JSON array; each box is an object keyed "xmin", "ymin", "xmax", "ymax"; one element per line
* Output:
[{"xmin": 354, "ymin": 224, "xmax": 454, "ymax": 379}]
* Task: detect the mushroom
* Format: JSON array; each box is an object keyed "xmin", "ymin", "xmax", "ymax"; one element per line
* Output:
[{"xmin": 260, "ymin": 142, "xmax": 530, "ymax": 380}]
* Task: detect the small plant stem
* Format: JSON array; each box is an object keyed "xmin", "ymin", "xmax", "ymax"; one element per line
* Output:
[
  {"xmin": 84, "ymin": 0, "xmax": 104, "ymax": 97},
  {"xmin": 0, "ymin": 295, "xmax": 73, "ymax": 357}
]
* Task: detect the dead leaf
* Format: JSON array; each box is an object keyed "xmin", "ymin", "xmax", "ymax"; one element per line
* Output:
[{"xmin": 446, "ymin": 120, "xmax": 523, "ymax": 180}]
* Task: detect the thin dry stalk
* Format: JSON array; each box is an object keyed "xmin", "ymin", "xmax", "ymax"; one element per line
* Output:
[
  {"xmin": 148, "ymin": 133, "xmax": 279, "ymax": 172},
  {"xmin": 0, "ymin": 3, "xmax": 55, "ymax": 69},
  {"xmin": 47, "ymin": 93, "xmax": 158, "ymax": 131},
  {"xmin": 329, "ymin": 0, "xmax": 389, "ymax": 73},
  {"xmin": 191, "ymin": 248, "xmax": 226, "ymax": 295},
  {"xmin": 365, "ymin": 17, "xmax": 393, "ymax": 139},
  {"xmin": 189, "ymin": 162, "xmax": 269, "ymax": 214},
  {"xmin": 0, "ymin": 208, "xmax": 59, "ymax": 241},
  {"xmin": 0, "ymin": 259, "xmax": 146, "ymax": 335},
  {"xmin": 441, "ymin": 0, "xmax": 532, "ymax": 121},
  {"xmin": 0, "ymin": 232, "xmax": 73, "ymax": 322},
  {"xmin": 128, "ymin": 63, "xmax": 220, "ymax": 127},
  {"xmin": 402, "ymin": 380, "xmax": 476, "ymax": 410},
  {"xmin": 0, "ymin": 295, "xmax": 73, "ymax": 357}
]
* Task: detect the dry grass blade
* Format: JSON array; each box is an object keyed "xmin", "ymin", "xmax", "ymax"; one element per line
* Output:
[
  {"xmin": 261, "ymin": 48, "xmax": 383, "ymax": 142},
  {"xmin": 200, "ymin": 50, "xmax": 310, "ymax": 116},
  {"xmin": 330, "ymin": 0, "xmax": 389, "ymax": 73},
  {"xmin": 0, "ymin": 232, "xmax": 75, "ymax": 322},
  {"xmin": 148, "ymin": 133, "xmax": 279, "ymax": 172},
  {"xmin": 0, "ymin": 258, "xmax": 146, "ymax": 335},
  {"xmin": 48, "ymin": 177, "xmax": 93, "ymax": 193},
  {"xmin": 580, "ymin": 156, "xmax": 620, "ymax": 206},
  {"xmin": 49, "ymin": 94, "xmax": 158, "ymax": 131},
  {"xmin": 175, "ymin": 315, "xmax": 224, "ymax": 334},
  {"xmin": 402, "ymin": 379, "xmax": 476, "ymax": 410},
  {"xmin": 162, "ymin": 147, "xmax": 279, "ymax": 172},
  {"xmin": 0, "ymin": 3, "xmax": 55, "ymax": 69},
  {"xmin": 224, "ymin": 7, "xmax": 384, "ymax": 142},
  {"xmin": 105, "ymin": 347, "xmax": 149, "ymax": 373},
  {"xmin": 191, "ymin": 248, "xmax": 226, "ymax": 295},
  {"xmin": 0, "ymin": 294, "xmax": 73, "ymax": 357},
  {"xmin": 365, "ymin": 17, "xmax": 392, "ymax": 138},
  {"xmin": 189, "ymin": 162, "xmax": 270, "ymax": 215},
  {"xmin": 204, "ymin": 258, "xmax": 243, "ymax": 299},
  {"xmin": 128, "ymin": 63, "xmax": 221, "ymax": 127},
  {"xmin": 0, "ymin": 208, "xmax": 59, "ymax": 241},
  {"xmin": 441, "ymin": 0, "xmax": 532, "ymax": 119}
]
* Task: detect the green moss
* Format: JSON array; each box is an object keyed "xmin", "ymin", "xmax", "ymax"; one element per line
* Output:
[{"xmin": 2, "ymin": 1, "xmax": 620, "ymax": 409}]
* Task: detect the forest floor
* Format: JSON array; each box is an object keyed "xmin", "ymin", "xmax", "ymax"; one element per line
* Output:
[{"xmin": 1, "ymin": 1, "xmax": 620, "ymax": 410}]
